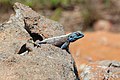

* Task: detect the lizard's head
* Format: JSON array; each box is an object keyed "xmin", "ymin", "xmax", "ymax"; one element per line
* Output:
[{"xmin": 68, "ymin": 31, "xmax": 84, "ymax": 42}]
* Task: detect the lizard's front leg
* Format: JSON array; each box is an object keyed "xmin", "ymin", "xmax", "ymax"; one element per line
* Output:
[{"xmin": 61, "ymin": 41, "xmax": 70, "ymax": 54}]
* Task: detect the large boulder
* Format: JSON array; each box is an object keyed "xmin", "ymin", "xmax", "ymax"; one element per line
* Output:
[
  {"xmin": 0, "ymin": 2, "xmax": 76, "ymax": 80},
  {"xmin": 0, "ymin": 45, "xmax": 76, "ymax": 80}
]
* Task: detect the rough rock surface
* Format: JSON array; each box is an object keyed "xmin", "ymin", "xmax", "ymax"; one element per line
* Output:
[
  {"xmin": 79, "ymin": 60, "xmax": 120, "ymax": 80},
  {"xmin": 0, "ymin": 2, "xmax": 76, "ymax": 80},
  {"xmin": 0, "ymin": 16, "xmax": 30, "ymax": 55},
  {"xmin": 13, "ymin": 2, "xmax": 65, "ymax": 39},
  {"xmin": 0, "ymin": 45, "xmax": 76, "ymax": 80}
]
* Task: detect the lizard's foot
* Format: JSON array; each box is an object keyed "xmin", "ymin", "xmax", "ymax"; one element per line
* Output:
[
  {"xmin": 27, "ymin": 39, "xmax": 41, "ymax": 47},
  {"xmin": 34, "ymin": 40, "xmax": 42, "ymax": 47},
  {"xmin": 27, "ymin": 38, "xmax": 34, "ymax": 44}
]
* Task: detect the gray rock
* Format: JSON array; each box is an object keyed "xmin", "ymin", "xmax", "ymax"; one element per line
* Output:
[
  {"xmin": 79, "ymin": 60, "xmax": 120, "ymax": 80},
  {"xmin": 13, "ymin": 2, "xmax": 65, "ymax": 39},
  {"xmin": 0, "ymin": 2, "xmax": 76, "ymax": 80},
  {"xmin": 0, "ymin": 45, "xmax": 76, "ymax": 80},
  {"xmin": 0, "ymin": 17, "xmax": 30, "ymax": 55}
]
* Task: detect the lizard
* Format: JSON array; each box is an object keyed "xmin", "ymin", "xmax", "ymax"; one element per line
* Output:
[
  {"xmin": 34, "ymin": 31, "xmax": 84, "ymax": 53},
  {"xmin": 19, "ymin": 31, "xmax": 84, "ymax": 55}
]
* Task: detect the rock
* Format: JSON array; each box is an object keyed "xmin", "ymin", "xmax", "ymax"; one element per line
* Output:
[
  {"xmin": 0, "ymin": 17, "xmax": 30, "ymax": 55},
  {"xmin": 0, "ymin": 45, "xmax": 76, "ymax": 80},
  {"xmin": 13, "ymin": 2, "xmax": 65, "ymax": 39},
  {"xmin": 79, "ymin": 60, "xmax": 120, "ymax": 80},
  {"xmin": 60, "ymin": 6, "xmax": 83, "ymax": 32},
  {"xmin": 93, "ymin": 20, "xmax": 112, "ymax": 32},
  {"xmin": 0, "ymin": 2, "xmax": 76, "ymax": 80}
]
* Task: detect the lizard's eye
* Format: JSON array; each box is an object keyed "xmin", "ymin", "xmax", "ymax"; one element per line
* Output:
[{"xmin": 69, "ymin": 36, "xmax": 73, "ymax": 38}]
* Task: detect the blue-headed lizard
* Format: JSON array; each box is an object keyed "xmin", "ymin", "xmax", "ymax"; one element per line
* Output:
[{"xmin": 34, "ymin": 31, "xmax": 84, "ymax": 53}]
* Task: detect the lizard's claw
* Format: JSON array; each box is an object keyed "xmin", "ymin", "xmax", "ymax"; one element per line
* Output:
[
  {"xmin": 27, "ymin": 38, "xmax": 34, "ymax": 44},
  {"xmin": 34, "ymin": 40, "xmax": 41, "ymax": 47},
  {"xmin": 27, "ymin": 39, "xmax": 41, "ymax": 47}
]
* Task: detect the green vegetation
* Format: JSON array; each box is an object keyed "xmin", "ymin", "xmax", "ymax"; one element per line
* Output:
[
  {"xmin": 103, "ymin": 0, "xmax": 111, "ymax": 8},
  {"xmin": 51, "ymin": 8, "xmax": 62, "ymax": 21},
  {"xmin": 80, "ymin": 0, "xmax": 102, "ymax": 27},
  {"xmin": 0, "ymin": 0, "xmax": 82, "ymax": 9},
  {"xmin": 78, "ymin": 0, "xmax": 112, "ymax": 27},
  {"xmin": 0, "ymin": 0, "xmax": 112, "ymax": 24}
]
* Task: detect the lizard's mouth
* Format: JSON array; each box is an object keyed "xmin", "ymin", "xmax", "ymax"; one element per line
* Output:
[
  {"xmin": 81, "ymin": 34, "xmax": 84, "ymax": 38},
  {"xmin": 75, "ymin": 31, "xmax": 84, "ymax": 38},
  {"xmin": 77, "ymin": 33, "xmax": 84, "ymax": 39}
]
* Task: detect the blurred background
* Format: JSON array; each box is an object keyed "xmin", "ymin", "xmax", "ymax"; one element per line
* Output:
[
  {"xmin": 0, "ymin": 0, "xmax": 120, "ymax": 32},
  {"xmin": 0, "ymin": 0, "xmax": 120, "ymax": 69}
]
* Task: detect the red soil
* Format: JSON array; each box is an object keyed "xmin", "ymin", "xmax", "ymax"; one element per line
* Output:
[{"xmin": 70, "ymin": 31, "xmax": 120, "ymax": 68}]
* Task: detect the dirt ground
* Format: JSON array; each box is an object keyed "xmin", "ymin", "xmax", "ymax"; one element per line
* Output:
[{"xmin": 70, "ymin": 31, "xmax": 120, "ymax": 68}]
